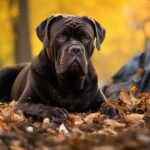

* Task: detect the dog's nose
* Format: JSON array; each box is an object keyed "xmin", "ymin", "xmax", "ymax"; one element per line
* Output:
[{"xmin": 70, "ymin": 47, "xmax": 82, "ymax": 55}]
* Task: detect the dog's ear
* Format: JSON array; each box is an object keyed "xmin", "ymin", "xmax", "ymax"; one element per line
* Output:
[
  {"xmin": 36, "ymin": 14, "xmax": 62, "ymax": 48},
  {"xmin": 83, "ymin": 16, "xmax": 106, "ymax": 50}
]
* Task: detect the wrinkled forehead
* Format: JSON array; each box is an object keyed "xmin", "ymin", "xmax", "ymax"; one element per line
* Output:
[{"xmin": 50, "ymin": 16, "xmax": 94, "ymax": 37}]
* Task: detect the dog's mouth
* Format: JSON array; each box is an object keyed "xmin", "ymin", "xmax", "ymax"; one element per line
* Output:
[
  {"xmin": 56, "ymin": 56, "xmax": 87, "ymax": 77},
  {"xmin": 67, "ymin": 57, "xmax": 85, "ymax": 74},
  {"xmin": 57, "ymin": 59, "xmax": 87, "ymax": 90}
]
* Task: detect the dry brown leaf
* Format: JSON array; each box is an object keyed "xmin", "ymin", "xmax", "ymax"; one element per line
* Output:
[
  {"xmin": 69, "ymin": 114, "xmax": 83, "ymax": 125},
  {"xmin": 145, "ymin": 98, "xmax": 150, "ymax": 112},
  {"xmin": 12, "ymin": 112, "xmax": 25, "ymax": 121},
  {"xmin": 119, "ymin": 89, "xmax": 131, "ymax": 107},
  {"xmin": 0, "ymin": 119, "xmax": 4, "ymax": 130},
  {"xmin": 130, "ymin": 86, "xmax": 138, "ymax": 96},
  {"xmin": 98, "ymin": 127, "xmax": 118, "ymax": 136},
  {"xmin": 93, "ymin": 146, "xmax": 115, "ymax": 150},
  {"xmin": 104, "ymin": 119, "xmax": 125, "ymax": 129},
  {"xmin": 124, "ymin": 114, "xmax": 144, "ymax": 124},
  {"xmin": 0, "ymin": 92, "xmax": 150, "ymax": 149},
  {"xmin": 84, "ymin": 113, "xmax": 102, "ymax": 123},
  {"xmin": 144, "ymin": 112, "xmax": 150, "ymax": 129},
  {"xmin": 71, "ymin": 127, "xmax": 84, "ymax": 134},
  {"xmin": 10, "ymin": 146, "xmax": 25, "ymax": 150}
]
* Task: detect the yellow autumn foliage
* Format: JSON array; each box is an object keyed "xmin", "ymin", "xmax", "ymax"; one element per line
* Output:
[{"xmin": 0, "ymin": 0, "xmax": 149, "ymax": 82}]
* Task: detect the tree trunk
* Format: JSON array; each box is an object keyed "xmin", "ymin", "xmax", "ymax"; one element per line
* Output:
[
  {"xmin": 15, "ymin": 0, "xmax": 32, "ymax": 63},
  {"xmin": 9, "ymin": 0, "xmax": 32, "ymax": 63}
]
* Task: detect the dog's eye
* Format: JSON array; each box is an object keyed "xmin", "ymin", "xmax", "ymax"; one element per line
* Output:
[
  {"xmin": 81, "ymin": 36, "xmax": 90, "ymax": 43},
  {"xmin": 56, "ymin": 34, "xmax": 67, "ymax": 42}
]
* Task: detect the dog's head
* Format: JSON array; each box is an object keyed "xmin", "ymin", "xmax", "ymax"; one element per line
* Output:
[{"xmin": 36, "ymin": 14, "xmax": 105, "ymax": 89}]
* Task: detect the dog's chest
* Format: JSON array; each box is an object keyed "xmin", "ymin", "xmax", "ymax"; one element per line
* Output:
[{"xmin": 49, "ymin": 88, "xmax": 92, "ymax": 111}]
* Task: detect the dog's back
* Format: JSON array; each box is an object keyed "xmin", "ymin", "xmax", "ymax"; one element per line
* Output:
[{"xmin": 0, "ymin": 63, "xmax": 29, "ymax": 102}]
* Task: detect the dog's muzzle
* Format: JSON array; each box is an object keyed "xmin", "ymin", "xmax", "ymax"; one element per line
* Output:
[
  {"xmin": 56, "ymin": 41, "xmax": 88, "ymax": 76},
  {"xmin": 69, "ymin": 45, "xmax": 82, "ymax": 56}
]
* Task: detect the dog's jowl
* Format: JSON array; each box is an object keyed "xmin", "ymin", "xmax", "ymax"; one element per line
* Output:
[{"xmin": 0, "ymin": 14, "xmax": 118, "ymax": 120}]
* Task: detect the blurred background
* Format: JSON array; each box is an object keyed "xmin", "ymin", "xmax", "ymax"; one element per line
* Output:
[{"xmin": 0, "ymin": 0, "xmax": 150, "ymax": 84}]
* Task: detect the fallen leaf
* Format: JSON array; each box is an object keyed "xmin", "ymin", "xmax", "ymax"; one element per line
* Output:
[
  {"xmin": 69, "ymin": 114, "xmax": 83, "ymax": 125},
  {"xmin": 145, "ymin": 98, "xmax": 150, "ymax": 112},
  {"xmin": 130, "ymin": 86, "xmax": 138, "ymax": 96},
  {"xmin": 119, "ymin": 89, "xmax": 131, "ymax": 108},
  {"xmin": 84, "ymin": 113, "xmax": 101, "ymax": 123},
  {"xmin": 124, "ymin": 114, "xmax": 144, "ymax": 124},
  {"xmin": 104, "ymin": 119, "xmax": 125, "ymax": 129},
  {"xmin": 98, "ymin": 127, "xmax": 118, "ymax": 136},
  {"xmin": 93, "ymin": 146, "xmax": 115, "ymax": 150}
]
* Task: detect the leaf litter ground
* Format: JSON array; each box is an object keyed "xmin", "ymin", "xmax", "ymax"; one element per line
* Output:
[{"xmin": 0, "ymin": 89, "xmax": 150, "ymax": 150}]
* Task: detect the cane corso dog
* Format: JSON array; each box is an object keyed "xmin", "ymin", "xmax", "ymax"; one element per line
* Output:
[{"xmin": 0, "ymin": 14, "xmax": 118, "ymax": 120}]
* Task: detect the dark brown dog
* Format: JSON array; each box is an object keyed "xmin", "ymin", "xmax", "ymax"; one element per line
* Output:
[{"xmin": 0, "ymin": 14, "xmax": 118, "ymax": 120}]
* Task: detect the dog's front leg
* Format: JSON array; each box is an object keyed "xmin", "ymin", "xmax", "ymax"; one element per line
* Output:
[
  {"xmin": 18, "ymin": 102, "xmax": 68, "ymax": 121},
  {"xmin": 16, "ymin": 90, "xmax": 68, "ymax": 121}
]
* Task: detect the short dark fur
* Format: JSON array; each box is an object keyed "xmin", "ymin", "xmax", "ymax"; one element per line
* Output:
[{"xmin": 0, "ymin": 14, "xmax": 117, "ymax": 120}]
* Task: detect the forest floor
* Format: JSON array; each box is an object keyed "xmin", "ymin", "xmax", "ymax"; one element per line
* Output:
[{"xmin": 0, "ymin": 89, "xmax": 150, "ymax": 150}]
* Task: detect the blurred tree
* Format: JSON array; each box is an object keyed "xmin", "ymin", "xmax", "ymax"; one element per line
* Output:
[
  {"xmin": 125, "ymin": 0, "xmax": 150, "ymax": 67},
  {"xmin": 9, "ymin": 0, "xmax": 32, "ymax": 63}
]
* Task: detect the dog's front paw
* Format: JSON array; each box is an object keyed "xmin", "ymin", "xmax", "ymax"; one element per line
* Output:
[
  {"xmin": 100, "ymin": 103, "xmax": 119, "ymax": 119},
  {"xmin": 43, "ymin": 107, "xmax": 68, "ymax": 121}
]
